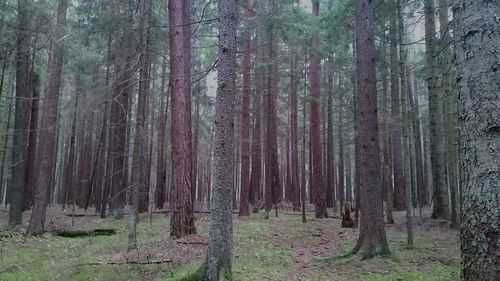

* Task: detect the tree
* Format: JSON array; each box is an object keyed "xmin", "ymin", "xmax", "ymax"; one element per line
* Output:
[
  {"xmin": 202, "ymin": 0, "xmax": 237, "ymax": 278},
  {"xmin": 352, "ymin": 0, "xmax": 390, "ymax": 258},
  {"xmin": 424, "ymin": 0, "xmax": 449, "ymax": 220},
  {"xmin": 455, "ymin": 0, "xmax": 499, "ymax": 279},
  {"xmin": 238, "ymin": 0, "xmax": 252, "ymax": 216},
  {"xmin": 310, "ymin": 0, "xmax": 327, "ymax": 219},
  {"xmin": 169, "ymin": 0, "xmax": 196, "ymax": 238},
  {"xmin": 290, "ymin": 50, "xmax": 300, "ymax": 211},
  {"xmin": 389, "ymin": 7, "xmax": 405, "ymax": 211},
  {"xmin": 26, "ymin": 0, "xmax": 67, "ymax": 235},
  {"xmin": 129, "ymin": 0, "xmax": 151, "ymax": 250},
  {"xmin": 9, "ymin": 0, "xmax": 32, "ymax": 226}
]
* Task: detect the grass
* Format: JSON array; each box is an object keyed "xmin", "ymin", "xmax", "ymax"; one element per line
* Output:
[{"xmin": 0, "ymin": 211, "xmax": 460, "ymax": 281}]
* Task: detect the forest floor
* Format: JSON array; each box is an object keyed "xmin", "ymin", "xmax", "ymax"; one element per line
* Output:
[{"xmin": 0, "ymin": 206, "xmax": 459, "ymax": 281}]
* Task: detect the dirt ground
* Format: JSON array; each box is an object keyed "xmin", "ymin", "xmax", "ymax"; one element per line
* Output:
[{"xmin": 0, "ymin": 205, "xmax": 459, "ymax": 280}]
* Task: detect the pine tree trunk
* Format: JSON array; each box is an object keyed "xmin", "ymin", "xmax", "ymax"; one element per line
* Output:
[
  {"xmin": 9, "ymin": 0, "xmax": 32, "ymax": 226},
  {"xmin": 27, "ymin": 0, "xmax": 67, "ymax": 235},
  {"xmin": 352, "ymin": 0, "xmax": 390, "ymax": 257},
  {"xmin": 238, "ymin": 0, "xmax": 252, "ymax": 216},
  {"xmin": 290, "ymin": 52, "xmax": 300, "ymax": 211},
  {"xmin": 390, "ymin": 8, "xmax": 405, "ymax": 211},
  {"xmin": 310, "ymin": 0, "xmax": 327, "ymax": 218},
  {"xmin": 424, "ymin": 0, "xmax": 449, "ymax": 220},
  {"xmin": 155, "ymin": 58, "xmax": 168, "ymax": 210},
  {"xmin": 202, "ymin": 0, "xmax": 237, "ymax": 277},
  {"xmin": 169, "ymin": 0, "xmax": 196, "ymax": 238},
  {"xmin": 455, "ymin": 0, "xmax": 499, "ymax": 278},
  {"xmin": 326, "ymin": 74, "xmax": 336, "ymax": 210}
]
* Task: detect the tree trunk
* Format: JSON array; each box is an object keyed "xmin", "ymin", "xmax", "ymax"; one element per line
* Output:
[
  {"xmin": 23, "ymin": 71, "xmax": 40, "ymax": 210},
  {"xmin": 310, "ymin": 0, "xmax": 328, "ymax": 218},
  {"xmin": 338, "ymin": 79, "xmax": 345, "ymax": 212},
  {"xmin": 155, "ymin": 58, "xmax": 168, "ymax": 210},
  {"xmin": 379, "ymin": 34, "xmax": 394, "ymax": 223},
  {"xmin": 389, "ymin": 8, "xmax": 405, "ymax": 211},
  {"xmin": 290, "ymin": 52, "xmax": 300, "ymax": 211},
  {"xmin": 169, "ymin": 0, "xmax": 196, "ymax": 238},
  {"xmin": 424, "ymin": 0, "xmax": 449, "ymax": 220},
  {"xmin": 239, "ymin": 0, "xmax": 252, "ymax": 216},
  {"xmin": 352, "ymin": 0, "xmax": 390, "ymax": 257},
  {"xmin": 202, "ymin": 0, "xmax": 237, "ymax": 277},
  {"xmin": 9, "ymin": 0, "xmax": 32, "ymax": 226},
  {"xmin": 455, "ymin": 0, "xmax": 499, "ymax": 279},
  {"xmin": 26, "ymin": 0, "xmax": 67, "ymax": 235}
]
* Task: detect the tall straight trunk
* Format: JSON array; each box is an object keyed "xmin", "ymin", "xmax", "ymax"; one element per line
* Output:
[
  {"xmin": 129, "ymin": 0, "xmax": 150, "ymax": 250},
  {"xmin": 345, "ymin": 147, "xmax": 352, "ymax": 203},
  {"xmin": 424, "ymin": 0, "xmax": 449, "ymax": 220},
  {"xmin": 290, "ymin": 52, "xmax": 300, "ymax": 211},
  {"xmin": 202, "ymin": 0, "xmax": 237, "ymax": 277},
  {"xmin": 169, "ymin": 0, "xmax": 196, "ymax": 238},
  {"xmin": 239, "ymin": 1, "xmax": 252, "ymax": 216},
  {"xmin": 183, "ymin": 0, "xmax": 194, "ymax": 205},
  {"xmin": 23, "ymin": 71, "xmax": 40, "ymax": 210},
  {"xmin": 264, "ymin": 7, "xmax": 280, "ymax": 218},
  {"xmin": 75, "ymin": 78, "xmax": 92, "ymax": 208},
  {"xmin": 249, "ymin": 65, "xmax": 262, "ymax": 211},
  {"xmin": 27, "ymin": 0, "xmax": 67, "ymax": 235},
  {"xmin": 326, "ymin": 74, "xmax": 336, "ymax": 209},
  {"xmin": 455, "ymin": 0, "xmax": 499, "ymax": 278},
  {"xmin": 352, "ymin": 0, "xmax": 390, "ymax": 257},
  {"xmin": 380, "ymin": 35, "xmax": 394, "ymax": 223},
  {"xmin": 438, "ymin": 0, "xmax": 458, "ymax": 226},
  {"xmin": 0, "ymin": 76, "xmax": 14, "ymax": 205},
  {"xmin": 397, "ymin": 0, "xmax": 413, "ymax": 246},
  {"xmin": 410, "ymin": 74, "xmax": 426, "ymax": 208},
  {"xmin": 389, "ymin": 9, "xmax": 405, "ymax": 211},
  {"xmin": 109, "ymin": 3, "xmax": 132, "ymax": 218},
  {"xmin": 338, "ymin": 81, "xmax": 345, "ymax": 210},
  {"xmin": 310, "ymin": 0, "xmax": 327, "ymax": 218},
  {"xmin": 193, "ymin": 84, "xmax": 200, "ymax": 203},
  {"xmin": 9, "ymin": 0, "xmax": 32, "ymax": 226},
  {"xmin": 155, "ymin": 58, "xmax": 168, "ymax": 210},
  {"xmin": 301, "ymin": 63, "xmax": 307, "ymax": 223}
]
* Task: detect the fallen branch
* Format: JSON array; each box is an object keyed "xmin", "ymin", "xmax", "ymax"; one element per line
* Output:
[{"xmin": 78, "ymin": 259, "xmax": 172, "ymax": 266}]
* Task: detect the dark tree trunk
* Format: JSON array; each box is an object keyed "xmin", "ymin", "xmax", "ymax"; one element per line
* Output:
[
  {"xmin": 169, "ymin": 0, "xmax": 196, "ymax": 238},
  {"xmin": 326, "ymin": 74, "xmax": 336, "ymax": 209},
  {"xmin": 290, "ymin": 52, "xmax": 300, "ymax": 211},
  {"xmin": 109, "ymin": 4, "xmax": 132, "ymax": 218},
  {"xmin": 239, "ymin": 0, "xmax": 252, "ymax": 216},
  {"xmin": 338, "ymin": 81, "xmax": 345, "ymax": 212},
  {"xmin": 455, "ymin": 0, "xmax": 499, "ymax": 278},
  {"xmin": 310, "ymin": 0, "xmax": 327, "ymax": 219},
  {"xmin": 26, "ymin": 0, "xmax": 67, "ymax": 235},
  {"xmin": 389, "ymin": 9, "xmax": 405, "ymax": 211},
  {"xmin": 155, "ymin": 58, "xmax": 168, "ymax": 210},
  {"xmin": 425, "ymin": 0, "xmax": 449, "ymax": 220},
  {"xmin": 9, "ymin": 0, "xmax": 32, "ymax": 226},
  {"xmin": 23, "ymin": 71, "xmax": 40, "ymax": 210},
  {"xmin": 352, "ymin": 0, "xmax": 390, "ymax": 257},
  {"xmin": 249, "ymin": 70, "xmax": 262, "ymax": 212}
]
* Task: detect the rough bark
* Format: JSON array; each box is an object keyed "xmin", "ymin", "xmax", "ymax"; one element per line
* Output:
[
  {"xmin": 239, "ymin": 0, "xmax": 252, "ymax": 216},
  {"xmin": 9, "ymin": 0, "xmax": 32, "ymax": 226},
  {"xmin": 155, "ymin": 59, "xmax": 168, "ymax": 210},
  {"xmin": 310, "ymin": 0, "xmax": 328, "ymax": 219},
  {"xmin": 169, "ymin": 0, "xmax": 196, "ymax": 238},
  {"xmin": 425, "ymin": 0, "xmax": 449, "ymax": 220},
  {"xmin": 26, "ymin": 0, "xmax": 67, "ymax": 235},
  {"xmin": 352, "ymin": 0, "xmax": 390, "ymax": 257},
  {"xmin": 454, "ymin": 0, "xmax": 500, "ymax": 279},
  {"xmin": 23, "ymin": 71, "xmax": 40, "ymax": 210},
  {"xmin": 389, "ymin": 8, "xmax": 405, "ymax": 211},
  {"xmin": 290, "ymin": 52, "xmax": 300, "ymax": 211},
  {"xmin": 201, "ymin": 0, "xmax": 237, "ymax": 278}
]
